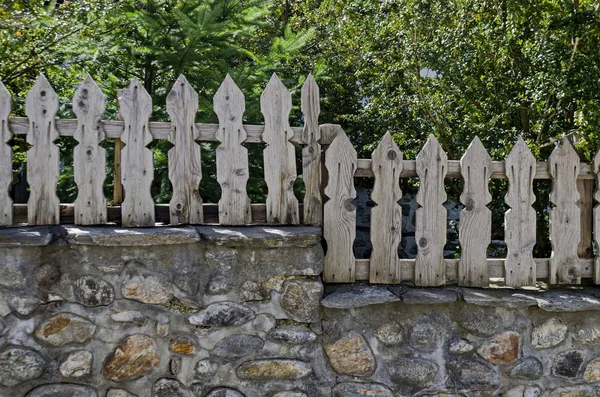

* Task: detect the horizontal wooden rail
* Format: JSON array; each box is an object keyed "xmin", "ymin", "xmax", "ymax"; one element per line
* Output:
[
  {"xmin": 354, "ymin": 159, "xmax": 594, "ymax": 180},
  {"xmin": 11, "ymin": 203, "xmax": 301, "ymax": 225},
  {"xmin": 354, "ymin": 258, "xmax": 595, "ymax": 283},
  {"xmin": 8, "ymin": 117, "xmax": 306, "ymax": 144}
]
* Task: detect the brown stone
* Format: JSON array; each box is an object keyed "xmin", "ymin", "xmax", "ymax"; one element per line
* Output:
[
  {"xmin": 103, "ymin": 334, "xmax": 159, "ymax": 381},
  {"xmin": 477, "ymin": 331, "xmax": 520, "ymax": 364},
  {"xmin": 170, "ymin": 337, "xmax": 196, "ymax": 356},
  {"xmin": 236, "ymin": 359, "xmax": 312, "ymax": 380},
  {"xmin": 324, "ymin": 334, "xmax": 375, "ymax": 376},
  {"xmin": 35, "ymin": 313, "xmax": 96, "ymax": 346}
]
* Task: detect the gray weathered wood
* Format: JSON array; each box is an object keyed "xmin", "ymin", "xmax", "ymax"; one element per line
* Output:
[
  {"xmin": 354, "ymin": 257, "xmax": 595, "ymax": 283},
  {"xmin": 25, "ymin": 74, "xmax": 60, "ymax": 225},
  {"xmin": 415, "ymin": 135, "xmax": 447, "ymax": 286},
  {"xmin": 0, "ymin": 81, "xmax": 13, "ymax": 226},
  {"xmin": 594, "ymin": 149, "xmax": 600, "ymax": 284},
  {"xmin": 323, "ymin": 127, "xmax": 357, "ymax": 282},
  {"xmin": 301, "ymin": 74, "xmax": 322, "ymax": 226},
  {"xmin": 370, "ymin": 132, "xmax": 403, "ymax": 284},
  {"xmin": 72, "ymin": 75, "xmax": 107, "ymax": 225},
  {"xmin": 504, "ymin": 137, "xmax": 537, "ymax": 287},
  {"xmin": 214, "ymin": 74, "xmax": 251, "ymax": 225},
  {"xmin": 549, "ymin": 137, "xmax": 581, "ymax": 284},
  {"xmin": 166, "ymin": 75, "xmax": 203, "ymax": 225},
  {"xmin": 458, "ymin": 137, "xmax": 492, "ymax": 287},
  {"xmin": 118, "ymin": 79, "xmax": 155, "ymax": 227},
  {"xmin": 261, "ymin": 73, "xmax": 299, "ymax": 224}
]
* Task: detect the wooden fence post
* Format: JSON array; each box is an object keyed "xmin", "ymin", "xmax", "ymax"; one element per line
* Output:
[
  {"xmin": 25, "ymin": 74, "xmax": 60, "ymax": 225},
  {"xmin": 261, "ymin": 73, "xmax": 299, "ymax": 224},
  {"xmin": 301, "ymin": 74, "xmax": 322, "ymax": 226},
  {"xmin": 370, "ymin": 132, "xmax": 403, "ymax": 284},
  {"xmin": 214, "ymin": 74, "xmax": 251, "ymax": 225},
  {"xmin": 166, "ymin": 75, "xmax": 203, "ymax": 225},
  {"xmin": 73, "ymin": 75, "xmax": 107, "ymax": 225},
  {"xmin": 323, "ymin": 126, "xmax": 357, "ymax": 282},
  {"xmin": 504, "ymin": 137, "xmax": 537, "ymax": 287},
  {"xmin": 549, "ymin": 137, "xmax": 581, "ymax": 284},
  {"xmin": 118, "ymin": 79, "xmax": 155, "ymax": 227},
  {"xmin": 0, "ymin": 81, "xmax": 13, "ymax": 226},
  {"xmin": 415, "ymin": 135, "xmax": 447, "ymax": 286}
]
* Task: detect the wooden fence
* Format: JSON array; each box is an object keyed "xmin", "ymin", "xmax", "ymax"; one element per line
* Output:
[{"xmin": 1, "ymin": 73, "xmax": 599, "ymax": 288}]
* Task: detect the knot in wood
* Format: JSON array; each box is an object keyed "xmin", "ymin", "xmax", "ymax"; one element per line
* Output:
[
  {"xmin": 387, "ymin": 150, "xmax": 398, "ymax": 160},
  {"xmin": 344, "ymin": 198, "xmax": 354, "ymax": 211}
]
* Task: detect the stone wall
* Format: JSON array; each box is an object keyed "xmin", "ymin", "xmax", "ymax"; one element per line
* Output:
[{"xmin": 0, "ymin": 226, "xmax": 600, "ymax": 397}]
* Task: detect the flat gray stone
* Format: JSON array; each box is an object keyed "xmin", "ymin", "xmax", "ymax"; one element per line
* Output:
[
  {"xmin": 107, "ymin": 390, "xmax": 138, "ymax": 397},
  {"xmin": 64, "ymin": 225, "xmax": 201, "ymax": 246},
  {"xmin": 0, "ymin": 226, "xmax": 53, "ymax": 246},
  {"xmin": 389, "ymin": 358, "xmax": 438, "ymax": 386},
  {"xmin": 462, "ymin": 289, "xmax": 537, "ymax": 308},
  {"xmin": 402, "ymin": 288, "xmax": 459, "ymax": 304},
  {"xmin": 152, "ymin": 378, "xmax": 190, "ymax": 397},
  {"xmin": 532, "ymin": 318, "xmax": 567, "ymax": 349},
  {"xmin": 409, "ymin": 322, "xmax": 443, "ymax": 352},
  {"xmin": 509, "ymin": 357, "xmax": 543, "ymax": 380},
  {"xmin": 188, "ymin": 302, "xmax": 254, "ymax": 327},
  {"xmin": 9, "ymin": 295, "xmax": 39, "ymax": 316},
  {"xmin": 504, "ymin": 386, "xmax": 542, "ymax": 397},
  {"xmin": 458, "ymin": 311, "xmax": 502, "ymax": 336},
  {"xmin": 25, "ymin": 384, "xmax": 98, "ymax": 397},
  {"xmin": 332, "ymin": 382, "xmax": 394, "ymax": 397},
  {"xmin": 536, "ymin": 291, "xmax": 600, "ymax": 312},
  {"xmin": 321, "ymin": 285, "xmax": 400, "ymax": 309},
  {"xmin": 197, "ymin": 226, "xmax": 321, "ymax": 248},
  {"xmin": 0, "ymin": 346, "xmax": 45, "ymax": 386},
  {"xmin": 204, "ymin": 388, "xmax": 245, "ymax": 397},
  {"xmin": 212, "ymin": 334, "xmax": 265, "ymax": 358},
  {"xmin": 269, "ymin": 326, "xmax": 317, "ymax": 344},
  {"xmin": 448, "ymin": 357, "xmax": 499, "ymax": 390},
  {"xmin": 374, "ymin": 322, "xmax": 404, "ymax": 345}
]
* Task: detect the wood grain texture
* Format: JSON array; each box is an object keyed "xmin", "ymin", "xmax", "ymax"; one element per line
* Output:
[
  {"xmin": 166, "ymin": 75, "xmax": 203, "ymax": 225},
  {"xmin": 0, "ymin": 81, "xmax": 13, "ymax": 226},
  {"xmin": 370, "ymin": 132, "xmax": 403, "ymax": 284},
  {"xmin": 301, "ymin": 74, "xmax": 322, "ymax": 226},
  {"xmin": 261, "ymin": 73, "xmax": 299, "ymax": 224},
  {"xmin": 118, "ymin": 79, "xmax": 155, "ymax": 227},
  {"xmin": 415, "ymin": 135, "xmax": 447, "ymax": 286},
  {"xmin": 72, "ymin": 75, "xmax": 107, "ymax": 225},
  {"xmin": 504, "ymin": 137, "xmax": 537, "ymax": 287},
  {"xmin": 594, "ymin": 149, "xmax": 600, "ymax": 284},
  {"xmin": 25, "ymin": 74, "xmax": 60, "ymax": 225},
  {"xmin": 577, "ymin": 178, "xmax": 593, "ymax": 258},
  {"xmin": 214, "ymin": 74, "xmax": 251, "ymax": 225},
  {"xmin": 323, "ymin": 127, "xmax": 357, "ymax": 282},
  {"xmin": 549, "ymin": 138, "xmax": 581, "ymax": 284},
  {"xmin": 458, "ymin": 137, "xmax": 492, "ymax": 287}
]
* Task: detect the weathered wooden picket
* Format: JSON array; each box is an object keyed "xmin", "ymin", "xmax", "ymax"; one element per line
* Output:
[{"xmin": 1, "ymin": 73, "xmax": 600, "ymax": 288}]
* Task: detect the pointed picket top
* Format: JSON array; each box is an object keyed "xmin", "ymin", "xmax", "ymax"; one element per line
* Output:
[
  {"xmin": 261, "ymin": 73, "xmax": 298, "ymax": 224},
  {"xmin": 25, "ymin": 73, "xmax": 60, "ymax": 225},
  {"xmin": 505, "ymin": 137, "xmax": 536, "ymax": 208},
  {"xmin": 0, "ymin": 80, "xmax": 12, "ymax": 226},
  {"xmin": 72, "ymin": 75, "xmax": 107, "ymax": 225},
  {"xmin": 73, "ymin": 75, "xmax": 106, "ymax": 140},
  {"xmin": 214, "ymin": 74, "xmax": 251, "ymax": 225},
  {"xmin": 301, "ymin": 73, "xmax": 320, "ymax": 144},
  {"xmin": 301, "ymin": 73, "xmax": 322, "ymax": 225},
  {"xmin": 370, "ymin": 132, "xmax": 403, "ymax": 283},
  {"xmin": 119, "ymin": 78, "xmax": 155, "ymax": 227},
  {"xmin": 458, "ymin": 136, "xmax": 492, "ymax": 287},
  {"xmin": 261, "ymin": 73, "xmax": 293, "ymax": 142},
  {"xmin": 549, "ymin": 137, "xmax": 581, "ymax": 284},
  {"xmin": 214, "ymin": 74, "xmax": 246, "ymax": 143},
  {"xmin": 504, "ymin": 136, "xmax": 537, "ymax": 287},
  {"xmin": 415, "ymin": 134, "xmax": 448, "ymax": 286},
  {"xmin": 25, "ymin": 74, "xmax": 59, "ymax": 132},
  {"xmin": 323, "ymin": 127, "xmax": 357, "ymax": 282},
  {"xmin": 459, "ymin": 136, "xmax": 492, "ymax": 205},
  {"xmin": 594, "ymin": 148, "xmax": 600, "ymax": 284}
]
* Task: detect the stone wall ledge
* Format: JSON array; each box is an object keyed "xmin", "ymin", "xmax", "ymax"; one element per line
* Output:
[
  {"xmin": 322, "ymin": 284, "xmax": 600, "ymax": 312},
  {"xmin": 0, "ymin": 225, "xmax": 322, "ymax": 247}
]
